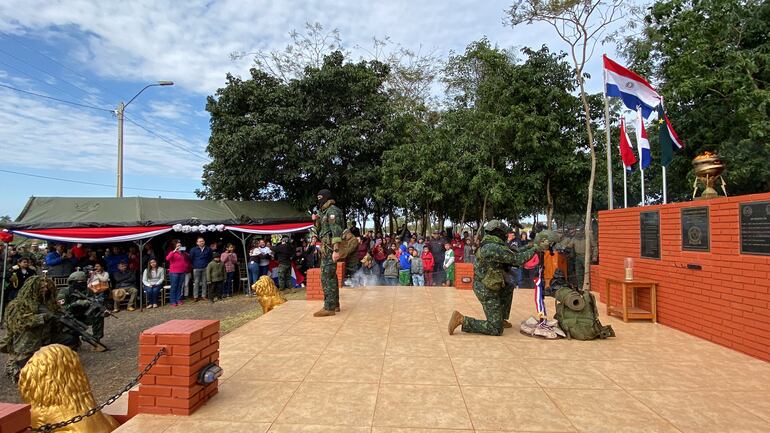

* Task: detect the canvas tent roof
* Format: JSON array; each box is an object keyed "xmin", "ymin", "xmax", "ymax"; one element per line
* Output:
[
  {"xmin": 4, "ymin": 197, "xmax": 313, "ymax": 243},
  {"xmin": 8, "ymin": 197, "xmax": 310, "ymax": 229}
]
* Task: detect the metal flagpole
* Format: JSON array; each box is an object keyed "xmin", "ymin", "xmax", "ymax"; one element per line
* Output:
[
  {"xmin": 603, "ymin": 66, "xmax": 614, "ymax": 210},
  {"xmin": 640, "ymin": 168, "xmax": 646, "ymax": 206},
  {"xmin": 659, "ymin": 99, "xmax": 668, "ymax": 204},
  {"xmin": 230, "ymin": 231, "xmax": 253, "ymax": 296}
]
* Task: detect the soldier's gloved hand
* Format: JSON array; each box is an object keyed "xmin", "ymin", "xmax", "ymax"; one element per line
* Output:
[{"xmin": 32, "ymin": 313, "xmax": 50, "ymax": 326}]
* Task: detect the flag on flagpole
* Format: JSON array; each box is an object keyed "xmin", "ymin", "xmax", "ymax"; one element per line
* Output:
[
  {"xmin": 533, "ymin": 266, "xmax": 546, "ymax": 319},
  {"xmin": 619, "ymin": 117, "xmax": 637, "ymax": 170},
  {"xmin": 603, "ymin": 55, "xmax": 661, "ymax": 119},
  {"xmin": 657, "ymin": 105, "xmax": 684, "ymax": 167},
  {"xmin": 636, "ymin": 107, "xmax": 651, "ymax": 169}
]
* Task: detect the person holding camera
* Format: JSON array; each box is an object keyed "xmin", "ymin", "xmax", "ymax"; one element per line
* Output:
[{"xmin": 165, "ymin": 240, "xmax": 189, "ymax": 307}]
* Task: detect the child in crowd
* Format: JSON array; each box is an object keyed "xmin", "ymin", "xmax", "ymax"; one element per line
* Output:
[
  {"xmin": 383, "ymin": 249, "xmax": 399, "ymax": 286},
  {"xmin": 409, "ymin": 247, "xmax": 424, "ymax": 286},
  {"xmin": 206, "ymin": 252, "xmax": 226, "ymax": 302},
  {"xmin": 421, "ymin": 246, "xmax": 435, "ymax": 286},
  {"xmin": 443, "ymin": 242, "xmax": 455, "ymax": 287},
  {"xmin": 398, "ymin": 244, "xmax": 411, "ymax": 286}
]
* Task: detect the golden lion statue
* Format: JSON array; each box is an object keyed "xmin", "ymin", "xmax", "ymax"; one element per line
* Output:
[
  {"xmin": 19, "ymin": 344, "xmax": 119, "ymax": 433},
  {"xmin": 251, "ymin": 276, "xmax": 286, "ymax": 314}
]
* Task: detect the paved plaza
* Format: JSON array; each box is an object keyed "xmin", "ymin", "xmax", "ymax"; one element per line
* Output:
[{"xmin": 116, "ymin": 286, "xmax": 770, "ymax": 433}]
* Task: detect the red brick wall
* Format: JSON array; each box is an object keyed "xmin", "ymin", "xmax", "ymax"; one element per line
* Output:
[
  {"xmin": 133, "ymin": 320, "xmax": 220, "ymax": 415},
  {"xmin": 455, "ymin": 263, "xmax": 474, "ymax": 290},
  {"xmin": 336, "ymin": 261, "xmax": 345, "ymax": 287},
  {"xmin": 0, "ymin": 404, "xmax": 30, "ymax": 433},
  {"xmin": 305, "ymin": 262, "xmax": 346, "ymax": 301},
  {"xmin": 592, "ymin": 192, "xmax": 770, "ymax": 361},
  {"xmin": 306, "ymin": 268, "xmax": 322, "ymax": 300}
]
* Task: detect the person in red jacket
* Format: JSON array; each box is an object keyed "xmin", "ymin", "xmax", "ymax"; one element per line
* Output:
[
  {"xmin": 451, "ymin": 234, "xmax": 464, "ymax": 264},
  {"xmin": 421, "ymin": 245, "xmax": 435, "ymax": 286},
  {"xmin": 165, "ymin": 240, "xmax": 190, "ymax": 307}
]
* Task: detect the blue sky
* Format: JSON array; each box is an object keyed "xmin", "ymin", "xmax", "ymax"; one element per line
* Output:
[{"xmin": 0, "ymin": 0, "xmax": 624, "ymax": 219}]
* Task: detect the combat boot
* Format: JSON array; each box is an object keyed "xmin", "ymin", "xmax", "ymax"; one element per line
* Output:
[
  {"xmin": 335, "ymin": 306, "xmax": 341, "ymax": 312},
  {"xmin": 313, "ymin": 308, "xmax": 336, "ymax": 317},
  {"xmin": 448, "ymin": 310, "xmax": 464, "ymax": 335},
  {"xmin": 502, "ymin": 320, "xmax": 513, "ymax": 329}
]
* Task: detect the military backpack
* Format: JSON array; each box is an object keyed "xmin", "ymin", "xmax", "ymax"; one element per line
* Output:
[
  {"xmin": 553, "ymin": 272, "xmax": 614, "ymax": 340},
  {"xmin": 336, "ymin": 229, "xmax": 360, "ymax": 261}
]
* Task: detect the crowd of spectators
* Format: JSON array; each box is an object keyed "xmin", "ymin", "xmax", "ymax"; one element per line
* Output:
[{"xmin": 0, "ymin": 224, "xmax": 544, "ymax": 315}]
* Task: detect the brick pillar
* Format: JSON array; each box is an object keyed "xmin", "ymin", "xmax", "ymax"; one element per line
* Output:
[
  {"xmin": 134, "ymin": 320, "xmax": 220, "ymax": 416},
  {"xmin": 455, "ymin": 263, "xmax": 474, "ymax": 290},
  {"xmin": 306, "ymin": 268, "xmax": 323, "ymax": 300},
  {"xmin": 336, "ymin": 261, "xmax": 345, "ymax": 287},
  {"xmin": 0, "ymin": 404, "xmax": 30, "ymax": 433}
]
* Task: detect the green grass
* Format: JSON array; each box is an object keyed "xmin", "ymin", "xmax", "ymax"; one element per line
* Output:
[{"xmin": 220, "ymin": 288, "xmax": 307, "ymax": 334}]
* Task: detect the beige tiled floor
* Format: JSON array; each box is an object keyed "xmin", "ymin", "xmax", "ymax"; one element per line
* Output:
[{"xmin": 116, "ymin": 286, "xmax": 770, "ymax": 433}]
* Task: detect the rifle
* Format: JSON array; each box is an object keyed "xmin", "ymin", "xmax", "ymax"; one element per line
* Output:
[
  {"xmin": 39, "ymin": 305, "xmax": 109, "ymax": 352},
  {"xmin": 71, "ymin": 291, "xmax": 118, "ymax": 319}
]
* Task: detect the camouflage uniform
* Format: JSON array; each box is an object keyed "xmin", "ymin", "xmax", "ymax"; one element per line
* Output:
[
  {"xmin": 56, "ymin": 272, "xmax": 105, "ymax": 342},
  {"xmin": 0, "ymin": 276, "xmax": 78, "ymax": 381},
  {"xmin": 316, "ymin": 196, "xmax": 344, "ymax": 312},
  {"xmin": 462, "ymin": 232, "xmax": 536, "ymax": 336}
]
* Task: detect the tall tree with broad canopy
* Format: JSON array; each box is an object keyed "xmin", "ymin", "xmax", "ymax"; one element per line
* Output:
[
  {"xmin": 200, "ymin": 51, "xmax": 399, "ymax": 216},
  {"xmin": 623, "ymin": 0, "xmax": 770, "ymax": 197},
  {"xmin": 506, "ymin": 0, "xmax": 625, "ymax": 291}
]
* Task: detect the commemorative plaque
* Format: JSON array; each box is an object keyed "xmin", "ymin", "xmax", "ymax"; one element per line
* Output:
[
  {"xmin": 681, "ymin": 207, "xmax": 710, "ymax": 251},
  {"xmin": 640, "ymin": 211, "xmax": 660, "ymax": 259},
  {"xmin": 740, "ymin": 200, "xmax": 770, "ymax": 255}
]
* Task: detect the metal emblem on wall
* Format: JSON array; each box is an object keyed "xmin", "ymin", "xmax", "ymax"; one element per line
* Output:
[
  {"xmin": 640, "ymin": 211, "xmax": 661, "ymax": 259},
  {"xmin": 740, "ymin": 200, "xmax": 770, "ymax": 256},
  {"xmin": 681, "ymin": 207, "xmax": 710, "ymax": 252}
]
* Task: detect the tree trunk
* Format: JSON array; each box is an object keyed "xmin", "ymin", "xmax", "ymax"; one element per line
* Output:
[
  {"xmin": 546, "ymin": 177, "xmax": 554, "ymax": 229},
  {"xmin": 578, "ymin": 71, "xmax": 597, "ymax": 292},
  {"xmin": 373, "ymin": 203, "xmax": 382, "ymax": 235},
  {"xmin": 482, "ymin": 191, "xmax": 489, "ymax": 222}
]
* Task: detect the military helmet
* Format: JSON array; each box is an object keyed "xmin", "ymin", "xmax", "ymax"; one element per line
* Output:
[
  {"xmin": 484, "ymin": 220, "xmax": 511, "ymax": 235},
  {"xmin": 68, "ymin": 271, "xmax": 87, "ymax": 283}
]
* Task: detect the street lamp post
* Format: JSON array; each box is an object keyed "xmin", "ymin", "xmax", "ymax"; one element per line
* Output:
[{"xmin": 116, "ymin": 80, "xmax": 174, "ymax": 197}]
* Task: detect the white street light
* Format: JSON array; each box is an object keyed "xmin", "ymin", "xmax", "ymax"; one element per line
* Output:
[{"xmin": 116, "ymin": 81, "xmax": 174, "ymax": 197}]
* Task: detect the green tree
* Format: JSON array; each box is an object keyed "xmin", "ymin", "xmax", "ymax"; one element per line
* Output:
[
  {"xmin": 201, "ymin": 51, "xmax": 399, "ymax": 216},
  {"xmin": 507, "ymin": 0, "xmax": 625, "ymax": 290},
  {"xmin": 624, "ymin": 0, "xmax": 770, "ymax": 197}
]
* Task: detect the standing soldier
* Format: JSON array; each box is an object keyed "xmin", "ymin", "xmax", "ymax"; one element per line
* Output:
[
  {"xmin": 313, "ymin": 189, "xmax": 343, "ymax": 317},
  {"xmin": 560, "ymin": 228, "xmax": 597, "ymax": 289},
  {"xmin": 448, "ymin": 220, "xmax": 544, "ymax": 336},
  {"xmin": 57, "ymin": 271, "xmax": 107, "ymax": 351}
]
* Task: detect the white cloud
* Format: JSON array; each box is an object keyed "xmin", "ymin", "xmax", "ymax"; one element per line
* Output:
[
  {"xmin": 0, "ymin": 0, "xmax": 616, "ymax": 96},
  {"xmin": 0, "ymin": 86, "xmax": 206, "ymax": 178},
  {"xmin": 145, "ymin": 100, "xmax": 189, "ymax": 122}
]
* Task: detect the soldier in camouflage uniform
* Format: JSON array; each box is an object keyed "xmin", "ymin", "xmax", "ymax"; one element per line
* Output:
[
  {"xmin": 448, "ymin": 220, "xmax": 542, "ymax": 336},
  {"xmin": 0, "ymin": 276, "xmax": 78, "ymax": 381},
  {"xmin": 559, "ymin": 229, "xmax": 597, "ymax": 289},
  {"xmin": 57, "ymin": 271, "xmax": 107, "ymax": 351},
  {"xmin": 312, "ymin": 189, "xmax": 344, "ymax": 317}
]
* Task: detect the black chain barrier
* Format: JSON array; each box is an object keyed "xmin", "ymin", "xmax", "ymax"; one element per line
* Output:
[{"xmin": 28, "ymin": 347, "xmax": 166, "ymax": 433}]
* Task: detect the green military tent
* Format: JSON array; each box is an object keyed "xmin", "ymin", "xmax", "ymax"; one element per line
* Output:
[{"xmin": 5, "ymin": 197, "xmax": 312, "ymax": 242}]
